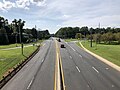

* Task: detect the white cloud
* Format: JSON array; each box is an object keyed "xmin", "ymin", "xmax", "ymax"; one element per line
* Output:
[
  {"xmin": 16, "ymin": 0, "xmax": 30, "ymax": 9},
  {"xmin": 0, "ymin": 0, "xmax": 46, "ymax": 11},
  {"xmin": 0, "ymin": 0, "xmax": 15, "ymax": 11}
]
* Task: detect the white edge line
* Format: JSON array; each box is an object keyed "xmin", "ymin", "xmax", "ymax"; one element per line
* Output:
[
  {"xmin": 79, "ymin": 54, "xmax": 82, "ymax": 58},
  {"xmin": 70, "ymin": 56, "xmax": 72, "ymax": 59},
  {"xmin": 27, "ymin": 77, "xmax": 34, "ymax": 90},
  {"xmin": 92, "ymin": 67, "xmax": 99, "ymax": 73},
  {"xmin": 76, "ymin": 66, "xmax": 81, "ymax": 72}
]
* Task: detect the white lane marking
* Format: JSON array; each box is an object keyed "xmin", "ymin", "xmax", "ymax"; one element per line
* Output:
[
  {"xmin": 42, "ymin": 59, "xmax": 44, "ymax": 62},
  {"xmin": 76, "ymin": 66, "xmax": 81, "ymax": 72},
  {"xmin": 69, "ymin": 45, "xmax": 75, "ymax": 51},
  {"xmin": 112, "ymin": 85, "xmax": 115, "ymax": 87},
  {"xmin": 79, "ymin": 54, "xmax": 82, "ymax": 58},
  {"xmin": 87, "ymin": 85, "xmax": 90, "ymax": 87},
  {"xmin": 92, "ymin": 67, "xmax": 99, "ymax": 73},
  {"xmin": 105, "ymin": 68, "xmax": 109, "ymax": 70},
  {"xmin": 66, "ymin": 43, "xmax": 76, "ymax": 51},
  {"xmin": 70, "ymin": 56, "xmax": 72, "ymax": 59},
  {"xmin": 27, "ymin": 77, "xmax": 34, "ymax": 90}
]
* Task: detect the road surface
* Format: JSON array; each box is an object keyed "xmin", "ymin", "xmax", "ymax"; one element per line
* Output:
[
  {"xmin": 60, "ymin": 40, "xmax": 120, "ymax": 90},
  {"xmin": 1, "ymin": 38, "xmax": 120, "ymax": 90}
]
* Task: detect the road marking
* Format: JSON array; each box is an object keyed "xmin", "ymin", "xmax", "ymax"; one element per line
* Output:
[
  {"xmin": 112, "ymin": 85, "xmax": 115, "ymax": 87},
  {"xmin": 76, "ymin": 66, "xmax": 81, "ymax": 72},
  {"xmin": 70, "ymin": 56, "xmax": 72, "ymax": 59},
  {"xmin": 92, "ymin": 67, "xmax": 99, "ymax": 73},
  {"xmin": 70, "ymin": 46, "xmax": 76, "ymax": 51},
  {"xmin": 87, "ymin": 85, "xmax": 90, "ymax": 87},
  {"xmin": 105, "ymin": 68, "xmax": 109, "ymax": 70},
  {"xmin": 54, "ymin": 40, "xmax": 61, "ymax": 90},
  {"xmin": 79, "ymin": 54, "xmax": 82, "ymax": 58},
  {"xmin": 41, "ymin": 59, "xmax": 44, "ymax": 62},
  {"xmin": 67, "ymin": 44, "xmax": 76, "ymax": 51},
  {"xmin": 27, "ymin": 77, "xmax": 34, "ymax": 90}
]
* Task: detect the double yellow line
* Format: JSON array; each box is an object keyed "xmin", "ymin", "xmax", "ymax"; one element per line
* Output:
[{"xmin": 54, "ymin": 40, "xmax": 66, "ymax": 90}]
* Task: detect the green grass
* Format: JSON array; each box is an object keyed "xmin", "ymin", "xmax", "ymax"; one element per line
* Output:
[
  {"xmin": 0, "ymin": 40, "xmax": 44, "ymax": 49},
  {"xmin": 77, "ymin": 41, "xmax": 120, "ymax": 66},
  {"xmin": 0, "ymin": 46, "xmax": 37, "ymax": 80},
  {"xmin": 0, "ymin": 44, "xmax": 21, "ymax": 49},
  {"xmin": 64, "ymin": 39, "xmax": 79, "ymax": 42}
]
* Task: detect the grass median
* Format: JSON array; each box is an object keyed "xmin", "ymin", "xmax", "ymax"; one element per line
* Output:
[
  {"xmin": 77, "ymin": 41, "xmax": 120, "ymax": 67},
  {"xmin": 0, "ymin": 45, "xmax": 37, "ymax": 80}
]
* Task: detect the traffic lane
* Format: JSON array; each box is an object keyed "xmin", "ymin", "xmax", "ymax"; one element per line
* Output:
[
  {"xmin": 1, "ymin": 40, "xmax": 51, "ymax": 90},
  {"xmin": 60, "ymin": 47, "xmax": 91, "ymax": 90},
  {"xmin": 29, "ymin": 40, "xmax": 56, "ymax": 90},
  {"xmin": 65, "ymin": 42, "xmax": 120, "ymax": 89},
  {"xmin": 63, "ymin": 44, "xmax": 114, "ymax": 90},
  {"xmin": 69, "ymin": 42, "xmax": 120, "ymax": 84}
]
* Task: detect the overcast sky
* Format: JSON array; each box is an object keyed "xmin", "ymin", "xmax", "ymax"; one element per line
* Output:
[{"xmin": 0, "ymin": 0, "xmax": 120, "ymax": 33}]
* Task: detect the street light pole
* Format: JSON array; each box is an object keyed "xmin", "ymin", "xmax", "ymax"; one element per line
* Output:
[
  {"xmin": 18, "ymin": 23, "xmax": 23, "ymax": 55},
  {"xmin": 89, "ymin": 28, "xmax": 92, "ymax": 47}
]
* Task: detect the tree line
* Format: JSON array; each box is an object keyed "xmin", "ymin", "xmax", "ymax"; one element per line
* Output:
[
  {"xmin": 55, "ymin": 26, "xmax": 120, "ymax": 44},
  {"xmin": 0, "ymin": 16, "xmax": 50, "ymax": 45}
]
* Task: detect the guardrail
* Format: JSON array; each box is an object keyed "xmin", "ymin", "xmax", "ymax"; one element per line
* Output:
[{"xmin": 0, "ymin": 46, "xmax": 40, "ymax": 89}]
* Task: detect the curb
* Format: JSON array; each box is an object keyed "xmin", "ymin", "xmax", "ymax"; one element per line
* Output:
[{"xmin": 79, "ymin": 42, "xmax": 120, "ymax": 72}]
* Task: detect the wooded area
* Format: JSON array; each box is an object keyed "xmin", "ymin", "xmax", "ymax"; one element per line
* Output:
[
  {"xmin": 55, "ymin": 27, "xmax": 120, "ymax": 44},
  {"xmin": 0, "ymin": 16, "xmax": 50, "ymax": 45}
]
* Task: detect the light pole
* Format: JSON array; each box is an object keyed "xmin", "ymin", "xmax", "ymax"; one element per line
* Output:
[
  {"xmin": 89, "ymin": 28, "xmax": 93, "ymax": 47},
  {"xmin": 18, "ymin": 21, "xmax": 23, "ymax": 55}
]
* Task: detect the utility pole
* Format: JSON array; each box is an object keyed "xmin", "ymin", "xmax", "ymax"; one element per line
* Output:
[
  {"xmin": 18, "ymin": 22, "xmax": 23, "ymax": 55},
  {"xmin": 89, "ymin": 28, "xmax": 92, "ymax": 47}
]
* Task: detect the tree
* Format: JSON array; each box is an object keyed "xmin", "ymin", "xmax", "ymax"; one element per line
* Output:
[
  {"xmin": 115, "ymin": 33, "xmax": 120, "ymax": 43},
  {"xmin": 0, "ymin": 17, "xmax": 9, "ymax": 44},
  {"xmin": 75, "ymin": 33, "xmax": 82, "ymax": 39}
]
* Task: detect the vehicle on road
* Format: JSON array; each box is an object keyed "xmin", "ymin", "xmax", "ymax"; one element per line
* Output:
[{"xmin": 61, "ymin": 44, "xmax": 65, "ymax": 48}]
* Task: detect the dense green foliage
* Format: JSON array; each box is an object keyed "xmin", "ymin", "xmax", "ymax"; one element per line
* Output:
[
  {"xmin": 0, "ymin": 16, "xmax": 50, "ymax": 45},
  {"xmin": 55, "ymin": 26, "xmax": 120, "ymax": 44}
]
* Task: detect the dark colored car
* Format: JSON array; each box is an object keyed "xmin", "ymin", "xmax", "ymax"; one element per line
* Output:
[
  {"xmin": 58, "ymin": 38, "xmax": 61, "ymax": 42},
  {"xmin": 61, "ymin": 44, "xmax": 65, "ymax": 48}
]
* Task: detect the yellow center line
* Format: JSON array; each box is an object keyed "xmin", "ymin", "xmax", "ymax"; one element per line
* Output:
[{"xmin": 54, "ymin": 40, "xmax": 66, "ymax": 90}]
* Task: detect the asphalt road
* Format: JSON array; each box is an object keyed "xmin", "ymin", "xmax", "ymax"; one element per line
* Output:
[
  {"xmin": 1, "ymin": 38, "xmax": 56, "ymax": 90},
  {"xmin": 1, "ymin": 38, "xmax": 120, "ymax": 90},
  {"xmin": 60, "ymin": 40, "xmax": 120, "ymax": 90}
]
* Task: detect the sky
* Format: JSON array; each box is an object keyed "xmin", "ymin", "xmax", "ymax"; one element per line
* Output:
[{"xmin": 0, "ymin": 0, "xmax": 120, "ymax": 34}]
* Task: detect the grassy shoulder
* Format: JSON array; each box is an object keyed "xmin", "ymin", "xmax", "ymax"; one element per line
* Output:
[
  {"xmin": 0, "ymin": 45, "xmax": 38, "ymax": 80},
  {"xmin": 77, "ymin": 41, "xmax": 120, "ymax": 67},
  {"xmin": 0, "ymin": 40, "xmax": 43, "ymax": 49},
  {"xmin": 64, "ymin": 39, "xmax": 79, "ymax": 42}
]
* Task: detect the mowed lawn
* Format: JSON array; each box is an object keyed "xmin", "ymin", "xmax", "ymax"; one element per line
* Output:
[
  {"xmin": 77, "ymin": 41, "xmax": 120, "ymax": 67},
  {"xmin": 64, "ymin": 39, "xmax": 78, "ymax": 42},
  {"xmin": 0, "ymin": 46, "xmax": 37, "ymax": 80}
]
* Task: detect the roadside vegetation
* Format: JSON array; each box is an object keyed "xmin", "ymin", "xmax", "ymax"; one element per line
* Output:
[
  {"xmin": 0, "ymin": 45, "xmax": 37, "ymax": 80},
  {"xmin": 77, "ymin": 41, "xmax": 120, "ymax": 67},
  {"xmin": 64, "ymin": 39, "xmax": 78, "ymax": 42},
  {"xmin": 0, "ymin": 16, "xmax": 50, "ymax": 80}
]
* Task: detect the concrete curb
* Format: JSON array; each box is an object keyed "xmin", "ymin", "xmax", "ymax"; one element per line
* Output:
[{"xmin": 79, "ymin": 42, "xmax": 120, "ymax": 72}]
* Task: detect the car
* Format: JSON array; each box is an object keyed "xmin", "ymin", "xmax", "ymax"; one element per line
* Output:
[
  {"xmin": 61, "ymin": 44, "xmax": 65, "ymax": 48},
  {"xmin": 58, "ymin": 38, "xmax": 61, "ymax": 42}
]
